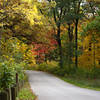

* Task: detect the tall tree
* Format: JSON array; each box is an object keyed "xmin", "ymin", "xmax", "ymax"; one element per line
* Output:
[
  {"xmin": 46, "ymin": 0, "xmax": 66, "ymax": 67},
  {"xmin": 47, "ymin": 0, "xmax": 76, "ymax": 68}
]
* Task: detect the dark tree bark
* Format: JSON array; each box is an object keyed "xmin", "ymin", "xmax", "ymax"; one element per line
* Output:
[
  {"xmin": 74, "ymin": 0, "xmax": 82, "ymax": 69},
  {"xmin": 93, "ymin": 42, "xmax": 96, "ymax": 68},
  {"xmin": 75, "ymin": 19, "xmax": 79, "ymax": 68},
  {"xmin": 53, "ymin": 7, "xmax": 64, "ymax": 68},
  {"xmin": 57, "ymin": 24, "xmax": 63, "ymax": 68},
  {"xmin": 68, "ymin": 24, "xmax": 74, "ymax": 67}
]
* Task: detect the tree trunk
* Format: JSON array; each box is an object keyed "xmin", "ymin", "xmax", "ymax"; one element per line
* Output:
[
  {"xmin": 93, "ymin": 42, "xmax": 96, "ymax": 68},
  {"xmin": 68, "ymin": 24, "xmax": 73, "ymax": 67},
  {"xmin": 0, "ymin": 31, "xmax": 2, "ymax": 55},
  {"xmin": 57, "ymin": 25, "xmax": 63, "ymax": 68},
  {"xmin": 75, "ymin": 19, "xmax": 79, "ymax": 68}
]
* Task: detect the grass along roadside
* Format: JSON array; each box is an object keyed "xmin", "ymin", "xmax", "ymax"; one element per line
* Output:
[
  {"xmin": 60, "ymin": 76, "xmax": 100, "ymax": 91},
  {"xmin": 16, "ymin": 74, "xmax": 37, "ymax": 100}
]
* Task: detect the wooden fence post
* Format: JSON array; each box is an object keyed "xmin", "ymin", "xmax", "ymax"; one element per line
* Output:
[{"xmin": 16, "ymin": 73, "xmax": 18, "ymax": 84}]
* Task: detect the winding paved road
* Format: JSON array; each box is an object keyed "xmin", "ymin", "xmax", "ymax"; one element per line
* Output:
[{"xmin": 26, "ymin": 70, "xmax": 100, "ymax": 100}]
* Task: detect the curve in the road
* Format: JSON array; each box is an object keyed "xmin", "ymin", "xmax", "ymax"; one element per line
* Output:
[{"xmin": 26, "ymin": 70, "xmax": 100, "ymax": 100}]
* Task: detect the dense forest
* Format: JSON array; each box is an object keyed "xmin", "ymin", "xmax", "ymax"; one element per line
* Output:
[{"xmin": 0, "ymin": 0, "xmax": 100, "ymax": 93}]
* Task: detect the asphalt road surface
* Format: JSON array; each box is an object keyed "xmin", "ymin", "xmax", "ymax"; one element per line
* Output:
[{"xmin": 26, "ymin": 70, "xmax": 100, "ymax": 100}]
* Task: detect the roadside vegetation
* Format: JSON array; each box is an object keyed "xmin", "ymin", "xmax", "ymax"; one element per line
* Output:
[
  {"xmin": 16, "ymin": 75, "xmax": 36, "ymax": 100},
  {"xmin": 61, "ymin": 77, "xmax": 100, "ymax": 91}
]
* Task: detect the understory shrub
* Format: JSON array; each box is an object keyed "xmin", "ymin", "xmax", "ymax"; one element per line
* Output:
[
  {"xmin": 35, "ymin": 61, "xmax": 70, "ymax": 76},
  {"xmin": 0, "ymin": 61, "xmax": 16, "ymax": 91},
  {"xmin": 14, "ymin": 62, "xmax": 25, "ymax": 81},
  {"xmin": 16, "ymin": 88, "xmax": 35, "ymax": 100},
  {"xmin": 0, "ymin": 60, "xmax": 25, "ymax": 92},
  {"xmin": 75, "ymin": 67, "xmax": 100, "ymax": 79},
  {"xmin": 35, "ymin": 61, "xmax": 100, "ymax": 79}
]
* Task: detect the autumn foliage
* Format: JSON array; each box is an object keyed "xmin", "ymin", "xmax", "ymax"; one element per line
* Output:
[{"xmin": 0, "ymin": 0, "xmax": 100, "ymax": 80}]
